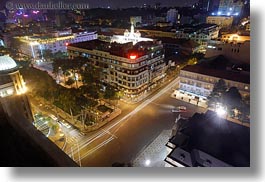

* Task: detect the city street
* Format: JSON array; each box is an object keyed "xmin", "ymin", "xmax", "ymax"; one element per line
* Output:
[
  {"xmin": 63, "ymin": 77, "xmax": 206, "ymax": 166},
  {"xmin": 30, "ymin": 77, "xmax": 206, "ymax": 166}
]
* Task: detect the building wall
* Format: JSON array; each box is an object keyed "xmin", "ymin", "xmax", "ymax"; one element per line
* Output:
[
  {"xmin": 218, "ymin": 0, "xmax": 243, "ymax": 16},
  {"xmin": 67, "ymin": 44, "xmax": 166, "ymax": 100},
  {"xmin": 19, "ymin": 32, "xmax": 97, "ymax": 59},
  {"xmin": 206, "ymin": 16, "xmax": 233, "ymax": 29},
  {"xmin": 166, "ymin": 9, "xmax": 178, "ymax": 24},
  {"xmin": 177, "ymin": 69, "xmax": 250, "ymax": 100},
  {"xmin": 176, "ymin": 25, "xmax": 219, "ymax": 47},
  {"xmin": 205, "ymin": 41, "xmax": 250, "ymax": 63},
  {"xmin": 221, "ymin": 34, "xmax": 250, "ymax": 43},
  {"xmin": 0, "ymin": 70, "xmax": 33, "ymax": 122}
]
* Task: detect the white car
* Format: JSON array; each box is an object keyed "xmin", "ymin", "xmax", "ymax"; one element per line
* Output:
[{"xmin": 172, "ymin": 106, "xmax": 187, "ymax": 113}]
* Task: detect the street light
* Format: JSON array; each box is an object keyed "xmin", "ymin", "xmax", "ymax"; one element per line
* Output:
[
  {"xmin": 145, "ymin": 159, "xmax": 151, "ymax": 166},
  {"xmin": 216, "ymin": 105, "xmax": 227, "ymax": 117}
]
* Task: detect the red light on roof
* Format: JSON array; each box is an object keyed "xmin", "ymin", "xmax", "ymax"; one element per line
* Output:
[
  {"xmin": 65, "ymin": 43, "xmax": 69, "ymax": 46},
  {"xmin": 130, "ymin": 55, "xmax": 137, "ymax": 60}
]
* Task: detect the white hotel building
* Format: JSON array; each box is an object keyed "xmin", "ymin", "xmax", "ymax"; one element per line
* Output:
[
  {"xmin": 17, "ymin": 29, "xmax": 97, "ymax": 60},
  {"xmin": 67, "ymin": 39, "xmax": 166, "ymax": 103}
]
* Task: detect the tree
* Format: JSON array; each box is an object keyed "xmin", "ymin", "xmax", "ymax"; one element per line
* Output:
[
  {"xmin": 104, "ymin": 85, "xmax": 117, "ymax": 100},
  {"xmin": 207, "ymin": 79, "xmax": 227, "ymax": 107},
  {"xmin": 223, "ymin": 87, "xmax": 242, "ymax": 110}
]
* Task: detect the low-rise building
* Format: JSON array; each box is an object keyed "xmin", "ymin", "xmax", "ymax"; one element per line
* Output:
[
  {"xmin": 165, "ymin": 110, "xmax": 250, "ymax": 167},
  {"xmin": 205, "ymin": 40, "xmax": 250, "ymax": 63},
  {"xmin": 17, "ymin": 29, "xmax": 97, "ymax": 60},
  {"xmin": 174, "ymin": 56, "xmax": 250, "ymax": 104},
  {"xmin": 220, "ymin": 33, "xmax": 250, "ymax": 43},
  {"xmin": 157, "ymin": 37, "xmax": 200, "ymax": 58},
  {"xmin": 206, "ymin": 16, "xmax": 234, "ymax": 29},
  {"xmin": 176, "ymin": 24, "xmax": 220, "ymax": 47},
  {"xmin": 67, "ymin": 40, "xmax": 166, "ymax": 103}
]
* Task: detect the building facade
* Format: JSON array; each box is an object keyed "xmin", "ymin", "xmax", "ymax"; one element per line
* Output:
[
  {"xmin": 218, "ymin": 0, "xmax": 244, "ymax": 16},
  {"xmin": 0, "ymin": 55, "xmax": 33, "ymax": 122},
  {"xmin": 17, "ymin": 29, "xmax": 97, "ymax": 60},
  {"xmin": 174, "ymin": 64, "xmax": 250, "ymax": 105},
  {"xmin": 205, "ymin": 40, "xmax": 250, "ymax": 63},
  {"xmin": 111, "ymin": 24, "xmax": 153, "ymax": 45},
  {"xmin": 176, "ymin": 24, "xmax": 220, "ymax": 47},
  {"xmin": 166, "ymin": 9, "xmax": 178, "ymax": 24},
  {"xmin": 67, "ymin": 40, "xmax": 166, "ymax": 103},
  {"xmin": 220, "ymin": 33, "xmax": 250, "ymax": 43},
  {"xmin": 206, "ymin": 16, "xmax": 233, "ymax": 29}
]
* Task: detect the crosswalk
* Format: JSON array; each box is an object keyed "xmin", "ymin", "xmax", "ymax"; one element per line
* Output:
[{"xmin": 67, "ymin": 131, "xmax": 84, "ymax": 144}]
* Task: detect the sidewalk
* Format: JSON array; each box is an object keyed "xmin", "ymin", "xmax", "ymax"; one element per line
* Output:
[
  {"xmin": 132, "ymin": 130, "xmax": 171, "ymax": 167},
  {"xmin": 122, "ymin": 75, "xmax": 178, "ymax": 104},
  {"xmin": 171, "ymin": 90, "xmax": 208, "ymax": 108}
]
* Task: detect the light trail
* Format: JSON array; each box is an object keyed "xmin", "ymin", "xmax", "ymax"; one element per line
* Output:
[
  {"xmin": 79, "ymin": 137, "xmax": 114, "ymax": 161},
  {"xmin": 66, "ymin": 77, "xmax": 179, "ymax": 159}
]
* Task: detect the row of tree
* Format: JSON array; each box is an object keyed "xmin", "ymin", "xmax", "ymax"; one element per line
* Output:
[{"xmin": 208, "ymin": 79, "xmax": 250, "ymax": 122}]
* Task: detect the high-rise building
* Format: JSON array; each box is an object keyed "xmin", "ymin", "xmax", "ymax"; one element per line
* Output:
[
  {"xmin": 0, "ymin": 55, "xmax": 33, "ymax": 122},
  {"xmin": 198, "ymin": 0, "xmax": 211, "ymax": 12},
  {"xmin": 166, "ymin": 9, "xmax": 178, "ymax": 24},
  {"xmin": 218, "ymin": 0, "xmax": 244, "ymax": 16}
]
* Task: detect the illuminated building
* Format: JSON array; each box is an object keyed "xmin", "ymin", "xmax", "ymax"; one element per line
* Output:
[
  {"xmin": 176, "ymin": 24, "xmax": 220, "ymax": 47},
  {"xmin": 217, "ymin": 0, "xmax": 243, "ymax": 16},
  {"xmin": 166, "ymin": 9, "xmax": 178, "ymax": 24},
  {"xmin": 206, "ymin": 16, "xmax": 234, "ymax": 29},
  {"xmin": 174, "ymin": 56, "xmax": 249, "ymax": 105},
  {"xmin": 220, "ymin": 33, "xmax": 250, "ymax": 43},
  {"xmin": 0, "ymin": 55, "xmax": 33, "ymax": 122},
  {"xmin": 111, "ymin": 23, "xmax": 153, "ymax": 45},
  {"xmin": 206, "ymin": 35, "xmax": 250, "ymax": 63},
  {"xmin": 67, "ymin": 40, "xmax": 166, "ymax": 103},
  {"xmin": 17, "ymin": 29, "xmax": 97, "ymax": 60}
]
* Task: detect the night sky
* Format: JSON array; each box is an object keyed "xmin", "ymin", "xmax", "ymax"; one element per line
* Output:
[
  {"xmin": 84, "ymin": 0, "xmax": 199, "ymax": 8},
  {"xmin": 0, "ymin": 0, "xmax": 199, "ymax": 9}
]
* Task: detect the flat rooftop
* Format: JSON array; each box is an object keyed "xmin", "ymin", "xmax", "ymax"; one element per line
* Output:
[
  {"xmin": 182, "ymin": 65, "xmax": 250, "ymax": 84},
  {"xmin": 168, "ymin": 110, "xmax": 250, "ymax": 167},
  {"xmin": 68, "ymin": 39, "xmax": 160, "ymax": 58}
]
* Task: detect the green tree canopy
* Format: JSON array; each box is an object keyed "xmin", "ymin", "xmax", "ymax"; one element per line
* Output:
[{"xmin": 207, "ymin": 79, "xmax": 227, "ymax": 107}]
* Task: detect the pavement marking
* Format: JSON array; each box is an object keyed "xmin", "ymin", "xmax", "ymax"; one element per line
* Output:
[
  {"xmin": 101, "ymin": 129, "xmax": 117, "ymax": 139},
  {"xmin": 79, "ymin": 137, "xmax": 114, "ymax": 161},
  {"xmin": 65, "ymin": 77, "xmax": 180, "ymax": 160}
]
